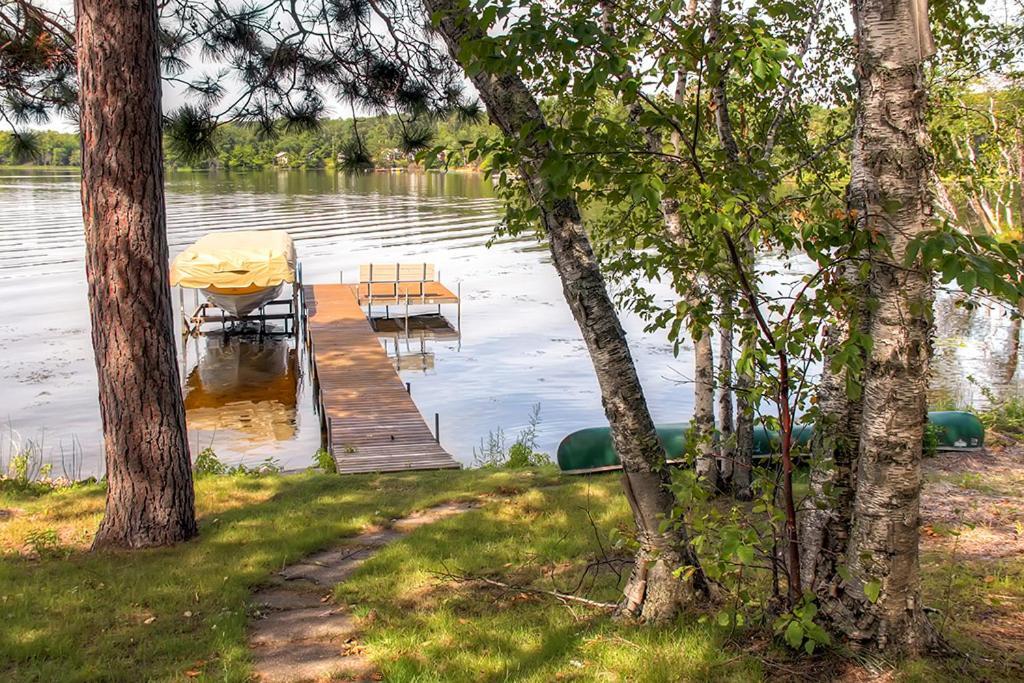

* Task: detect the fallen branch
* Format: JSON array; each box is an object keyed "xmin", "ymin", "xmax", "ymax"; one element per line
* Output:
[{"xmin": 433, "ymin": 569, "xmax": 619, "ymax": 610}]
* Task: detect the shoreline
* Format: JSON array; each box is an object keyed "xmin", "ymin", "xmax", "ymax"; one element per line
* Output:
[{"xmin": 0, "ymin": 164, "xmax": 484, "ymax": 173}]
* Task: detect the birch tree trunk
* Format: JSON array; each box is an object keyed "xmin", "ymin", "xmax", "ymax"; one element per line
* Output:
[
  {"xmin": 837, "ymin": 0, "xmax": 939, "ymax": 652},
  {"xmin": 717, "ymin": 306, "xmax": 736, "ymax": 489},
  {"xmin": 77, "ymin": 0, "xmax": 197, "ymax": 548},
  {"xmin": 661, "ymin": 203, "xmax": 718, "ymax": 488},
  {"xmin": 708, "ymin": 0, "xmax": 754, "ymax": 500},
  {"xmin": 799, "ymin": 301, "xmax": 865, "ymax": 597},
  {"xmin": 604, "ymin": 0, "xmax": 717, "ymax": 491},
  {"xmin": 425, "ymin": 0, "xmax": 707, "ymax": 621}
]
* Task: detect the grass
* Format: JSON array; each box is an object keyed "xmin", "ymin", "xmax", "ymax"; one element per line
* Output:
[
  {"xmin": 920, "ymin": 552, "xmax": 1024, "ymax": 676},
  {"xmin": 0, "ymin": 468, "xmax": 558, "ymax": 681},
  {"xmin": 335, "ymin": 476, "xmax": 762, "ymax": 682},
  {"xmin": 2, "ymin": 463, "xmax": 1022, "ymax": 681}
]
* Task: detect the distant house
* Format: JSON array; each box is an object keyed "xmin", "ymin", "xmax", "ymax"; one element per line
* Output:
[{"xmin": 274, "ymin": 151, "xmax": 289, "ymax": 166}]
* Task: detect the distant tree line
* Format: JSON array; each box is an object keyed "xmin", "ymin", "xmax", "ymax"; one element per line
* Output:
[
  {"xmin": 0, "ymin": 114, "xmax": 496, "ymax": 170},
  {"xmin": 0, "ymin": 129, "xmax": 79, "ymax": 166}
]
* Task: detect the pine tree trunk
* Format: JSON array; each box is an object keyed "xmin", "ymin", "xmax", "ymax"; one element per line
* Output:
[
  {"xmin": 76, "ymin": 0, "xmax": 197, "ymax": 549},
  {"xmin": 426, "ymin": 1, "xmax": 707, "ymax": 621},
  {"xmin": 837, "ymin": 0, "xmax": 939, "ymax": 653}
]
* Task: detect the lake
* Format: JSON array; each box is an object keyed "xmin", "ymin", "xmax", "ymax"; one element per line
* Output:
[{"xmin": 0, "ymin": 168, "xmax": 1019, "ymax": 477}]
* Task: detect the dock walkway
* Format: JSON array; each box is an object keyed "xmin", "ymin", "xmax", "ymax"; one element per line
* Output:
[{"xmin": 304, "ymin": 284, "xmax": 460, "ymax": 474}]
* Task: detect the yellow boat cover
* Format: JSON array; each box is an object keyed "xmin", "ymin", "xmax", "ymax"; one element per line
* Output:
[{"xmin": 170, "ymin": 230, "xmax": 296, "ymax": 289}]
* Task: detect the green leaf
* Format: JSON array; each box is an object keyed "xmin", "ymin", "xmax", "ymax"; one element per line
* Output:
[
  {"xmin": 864, "ymin": 580, "xmax": 881, "ymax": 603},
  {"xmin": 784, "ymin": 619, "xmax": 804, "ymax": 649},
  {"xmin": 736, "ymin": 544, "xmax": 755, "ymax": 565}
]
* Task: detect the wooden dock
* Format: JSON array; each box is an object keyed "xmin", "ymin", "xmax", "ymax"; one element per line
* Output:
[{"xmin": 304, "ymin": 284, "xmax": 460, "ymax": 474}]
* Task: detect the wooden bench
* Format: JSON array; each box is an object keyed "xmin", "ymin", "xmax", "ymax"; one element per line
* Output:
[{"xmin": 355, "ymin": 263, "xmax": 459, "ymax": 307}]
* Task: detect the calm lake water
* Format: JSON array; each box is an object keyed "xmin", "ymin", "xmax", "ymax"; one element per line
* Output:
[{"xmin": 0, "ymin": 168, "xmax": 1020, "ymax": 477}]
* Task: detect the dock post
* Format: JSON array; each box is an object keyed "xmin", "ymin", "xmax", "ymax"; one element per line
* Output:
[
  {"xmin": 406, "ymin": 382, "xmax": 411, "ymax": 394},
  {"xmin": 326, "ymin": 416, "xmax": 333, "ymax": 456},
  {"xmin": 434, "ymin": 413, "xmax": 440, "ymax": 443},
  {"xmin": 404, "ymin": 292, "xmax": 410, "ymax": 337},
  {"xmin": 457, "ymin": 281, "xmax": 461, "ymax": 332},
  {"xmin": 292, "ymin": 273, "xmax": 300, "ymax": 340}
]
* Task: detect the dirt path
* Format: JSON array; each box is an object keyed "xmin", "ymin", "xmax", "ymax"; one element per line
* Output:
[
  {"xmin": 247, "ymin": 500, "xmax": 480, "ymax": 682},
  {"xmin": 919, "ymin": 442, "xmax": 1024, "ymax": 666},
  {"xmin": 921, "ymin": 443, "xmax": 1024, "ymax": 561}
]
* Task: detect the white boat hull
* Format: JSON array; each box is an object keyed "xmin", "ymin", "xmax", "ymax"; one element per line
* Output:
[{"xmin": 202, "ymin": 283, "xmax": 284, "ymax": 318}]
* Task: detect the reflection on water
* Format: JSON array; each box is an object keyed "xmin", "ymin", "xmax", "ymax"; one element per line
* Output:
[
  {"xmin": 183, "ymin": 337, "xmax": 301, "ymax": 446},
  {"xmin": 1, "ymin": 167, "xmax": 1022, "ymax": 476},
  {"xmin": 930, "ymin": 293, "xmax": 1023, "ymax": 408},
  {"xmin": 373, "ymin": 314, "xmax": 461, "ymax": 372}
]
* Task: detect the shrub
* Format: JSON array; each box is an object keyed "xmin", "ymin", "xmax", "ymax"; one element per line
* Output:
[
  {"xmin": 313, "ymin": 448, "xmax": 336, "ymax": 474},
  {"xmin": 195, "ymin": 447, "xmax": 282, "ymax": 478},
  {"xmin": 228, "ymin": 457, "xmax": 282, "ymax": 477},
  {"xmin": 194, "ymin": 447, "xmax": 227, "ymax": 477}
]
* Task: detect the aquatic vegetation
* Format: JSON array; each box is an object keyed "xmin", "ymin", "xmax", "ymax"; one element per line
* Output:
[
  {"xmin": 0, "ymin": 427, "xmax": 82, "ymax": 495},
  {"xmin": 473, "ymin": 403, "xmax": 550, "ymax": 469},
  {"xmin": 194, "ymin": 447, "xmax": 283, "ymax": 478}
]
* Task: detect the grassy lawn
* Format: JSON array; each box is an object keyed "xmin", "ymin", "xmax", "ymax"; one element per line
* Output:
[
  {"xmin": 2, "ymin": 459, "xmax": 1022, "ymax": 682},
  {"xmin": 0, "ymin": 468, "xmax": 557, "ymax": 681}
]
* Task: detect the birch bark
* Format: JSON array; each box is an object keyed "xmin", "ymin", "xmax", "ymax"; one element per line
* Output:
[{"xmin": 834, "ymin": 0, "xmax": 939, "ymax": 651}]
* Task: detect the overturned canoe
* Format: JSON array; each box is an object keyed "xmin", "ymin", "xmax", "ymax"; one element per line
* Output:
[{"xmin": 557, "ymin": 411, "xmax": 984, "ymax": 475}]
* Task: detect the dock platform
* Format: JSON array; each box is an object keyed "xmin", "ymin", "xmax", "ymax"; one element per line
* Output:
[{"xmin": 304, "ymin": 284, "xmax": 460, "ymax": 474}]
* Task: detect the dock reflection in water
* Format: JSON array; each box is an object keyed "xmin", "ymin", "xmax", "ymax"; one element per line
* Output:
[
  {"xmin": 372, "ymin": 314, "xmax": 461, "ymax": 373},
  {"xmin": 182, "ymin": 337, "xmax": 302, "ymax": 454}
]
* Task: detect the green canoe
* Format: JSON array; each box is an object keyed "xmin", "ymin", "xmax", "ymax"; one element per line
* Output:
[{"xmin": 556, "ymin": 410, "xmax": 984, "ymax": 475}]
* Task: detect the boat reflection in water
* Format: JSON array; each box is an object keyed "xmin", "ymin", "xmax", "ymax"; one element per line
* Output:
[{"xmin": 183, "ymin": 337, "xmax": 300, "ymax": 446}]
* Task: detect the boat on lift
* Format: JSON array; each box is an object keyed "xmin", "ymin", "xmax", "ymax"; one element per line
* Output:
[{"xmin": 170, "ymin": 230, "xmax": 297, "ymax": 318}]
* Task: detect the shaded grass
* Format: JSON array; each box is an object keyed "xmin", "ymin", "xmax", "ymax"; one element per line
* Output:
[
  {"xmin": 0, "ymin": 468, "xmax": 557, "ymax": 681},
  {"xmin": 338, "ymin": 466, "xmax": 1024, "ymax": 682},
  {"xmin": 337, "ymin": 476, "xmax": 763, "ymax": 682},
  {"xmin": 1, "ymin": 461, "xmax": 1022, "ymax": 681}
]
